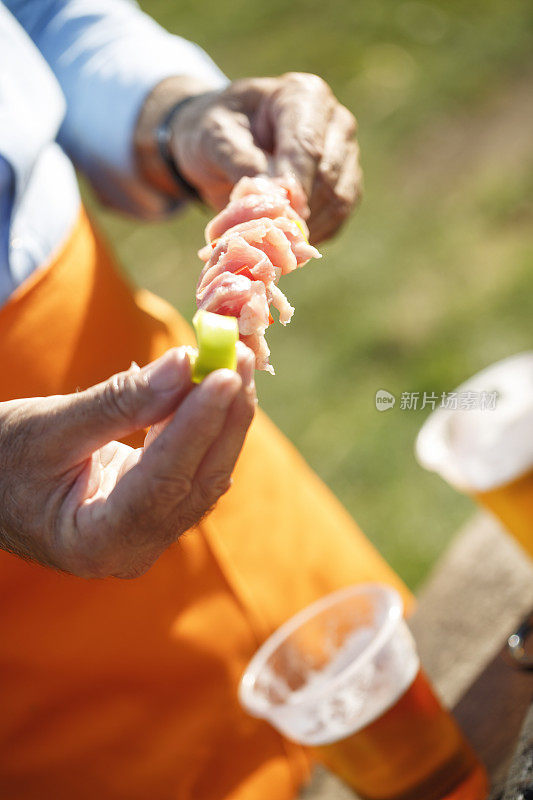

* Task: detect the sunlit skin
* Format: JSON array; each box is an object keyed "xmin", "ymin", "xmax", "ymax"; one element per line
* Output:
[
  {"xmin": 135, "ymin": 72, "xmax": 363, "ymax": 243},
  {"xmin": 0, "ymin": 344, "xmax": 256, "ymax": 578}
]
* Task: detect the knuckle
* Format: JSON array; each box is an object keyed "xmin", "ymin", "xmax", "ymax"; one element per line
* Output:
[
  {"xmin": 317, "ymin": 159, "xmax": 341, "ymax": 186},
  {"xmin": 203, "ymin": 471, "xmax": 233, "ymax": 501},
  {"xmin": 149, "ymin": 472, "xmax": 193, "ymax": 506},
  {"xmin": 189, "ymin": 471, "xmax": 232, "ymax": 516},
  {"xmin": 99, "ymin": 371, "xmax": 141, "ymax": 424},
  {"xmin": 178, "ymin": 482, "xmax": 230, "ymax": 532},
  {"xmin": 284, "ymin": 72, "xmax": 329, "ymax": 95},
  {"xmin": 193, "ymin": 482, "xmax": 217, "ymax": 512},
  {"xmin": 1, "ymin": 401, "xmax": 44, "ymax": 464},
  {"xmin": 206, "ymin": 129, "xmax": 237, "ymax": 164},
  {"xmin": 206, "ymin": 105, "xmax": 227, "ymax": 130},
  {"xmin": 340, "ymin": 106, "xmax": 358, "ymax": 136}
]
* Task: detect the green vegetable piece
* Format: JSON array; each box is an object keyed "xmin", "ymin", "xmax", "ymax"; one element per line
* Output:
[{"xmin": 191, "ymin": 309, "xmax": 239, "ymax": 383}]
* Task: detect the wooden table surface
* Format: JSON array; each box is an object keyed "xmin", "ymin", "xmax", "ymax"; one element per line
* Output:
[
  {"xmin": 498, "ymin": 703, "xmax": 533, "ymax": 800},
  {"xmin": 301, "ymin": 514, "xmax": 533, "ymax": 800},
  {"xmin": 454, "ymin": 638, "xmax": 533, "ymax": 797}
]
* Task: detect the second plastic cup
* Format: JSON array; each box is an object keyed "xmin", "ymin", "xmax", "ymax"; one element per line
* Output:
[{"xmin": 416, "ymin": 352, "xmax": 533, "ymax": 561}]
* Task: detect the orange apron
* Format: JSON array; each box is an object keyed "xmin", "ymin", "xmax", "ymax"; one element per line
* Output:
[{"xmin": 0, "ymin": 208, "xmax": 412, "ymax": 800}]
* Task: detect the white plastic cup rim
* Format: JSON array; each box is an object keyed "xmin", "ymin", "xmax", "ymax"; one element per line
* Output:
[
  {"xmin": 415, "ymin": 351, "xmax": 533, "ymax": 493},
  {"xmin": 238, "ymin": 582, "xmax": 404, "ymax": 720}
]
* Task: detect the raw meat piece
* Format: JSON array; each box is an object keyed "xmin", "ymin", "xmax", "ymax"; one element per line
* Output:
[
  {"xmin": 198, "ymin": 217, "xmax": 319, "ymax": 272},
  {"xmin": 268, "ymin": 284, "xmax": 294, "ymax": 325},
  {"xmin": 241, "ymin": 333, "xmax": 274, "ymax": 375},
  {"xmin": 205, "ymin": 194, "xmax": 305, "ymax": 244},
  {"xmin": 197, "ymin": 236, "xmax": 279, "ymax": 297},
  {"xmin": 198, "ymin": 218, "xmax": 295, "ymax": 272},
  {"xmin": 229, "ymin": 175, "xmax": 309, "ymax": 220},
  {"xmin": 197, "ymin": 272, "xmax": 270, "ymax": 337},
  {"xmin": 270, "ymin": 217, "xmax": 321, "ymax": 269}
]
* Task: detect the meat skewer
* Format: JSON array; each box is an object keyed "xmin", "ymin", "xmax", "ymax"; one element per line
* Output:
[{"xmin": 195, "ymin": 175, "xmax": 321, "ymax": 374}]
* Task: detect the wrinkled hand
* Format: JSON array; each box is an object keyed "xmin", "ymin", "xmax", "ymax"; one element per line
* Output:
[
  {"xmin": 0, "ymin": 345, "xmax": 256, "ymax": 579},
  {"xmin": 171, "ymin": 73, "xmax": 362, "ymax": 243}
]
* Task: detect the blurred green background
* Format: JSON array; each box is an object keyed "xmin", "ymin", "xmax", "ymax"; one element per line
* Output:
[{"xmin": 86, "ymin": 0, "xmax": 533, "ymax": 589}]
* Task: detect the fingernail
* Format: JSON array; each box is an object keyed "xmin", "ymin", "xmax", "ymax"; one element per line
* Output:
[{"xmin": 143, "ymin": 350, "xmax": 187, "ymax": 393}]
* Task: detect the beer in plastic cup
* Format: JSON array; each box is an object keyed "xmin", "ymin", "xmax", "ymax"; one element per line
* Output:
[{"xmin": 239, "ymin": 584, "xmax": 488, "ymax": 800}]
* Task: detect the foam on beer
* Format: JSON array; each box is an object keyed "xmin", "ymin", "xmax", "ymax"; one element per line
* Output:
[
  {"xmin": 273, "ymin": 622, "xmax": 419, "ymax": 746},
  {"xmin": 240, "ymin": 586, "xmax": 419, "ymax": 747},
  {"xmin": 416, "ymin": 352, "xmax": 533, "ymax": 492}
]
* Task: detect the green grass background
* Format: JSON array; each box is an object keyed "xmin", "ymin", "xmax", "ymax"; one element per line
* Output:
[{"xmin": 86, "ymin": 0, "xmax": 533, "ymax": 589}]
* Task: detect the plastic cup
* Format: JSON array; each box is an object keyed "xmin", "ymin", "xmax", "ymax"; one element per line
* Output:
[
  {"xmin": 416, "ymin": 352, "xmax": 533, "ymax": 560},
  {"xmin": 239, "ymin": 584, "xmax": 487, "ymax": 800}
]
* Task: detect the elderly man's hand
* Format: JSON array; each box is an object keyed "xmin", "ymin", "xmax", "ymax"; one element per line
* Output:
[
  {"xmin": 0, "ymin": 345, "xmax": 255, "ymax": 579},
  {"xmin": 136, "ymin": 73, "xmax": 362, "ymax": 244}
]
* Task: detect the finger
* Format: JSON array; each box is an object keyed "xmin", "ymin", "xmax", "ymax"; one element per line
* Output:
[
  {"xmin": 34, "ymin": 348, "xmax": 193, "ymax": 465},
  {"xmin": 172, "ymin": 81, "xmax": 276, "ymax": 209},
  {"xmin": 270, "ymin": 74, "xmax": 335, "ymax": 197},
  {"xmin": 203, "ymin": 106, "xmax": 269, "ymax": 196},
  {"xmin": 72, "ymin": 357, "xmax": 250, "ymax": 579},
  {"xmin": 309, "ymin": 104, "xmax": 357, "ymax": 212},
  {"xmin": 308, "ymin": 141, "xmax": 363, "ymax": 244},
  {"xmin": 108, "ymin": 369, "xmax": 242, "ymax": 530},
  {"xmin": 143, "ymin": 341, "xmax": 253, "ymax": 452},
  {"xmin": 223, "ymin": 77, "xmax": 278, "ymax": 116},
  {"xmin": 182, "ymin": 345, "xmax": 256, "ymax": 521}
]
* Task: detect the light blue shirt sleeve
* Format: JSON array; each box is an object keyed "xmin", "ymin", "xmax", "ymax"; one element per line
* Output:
[
  {"xmin": 5, "ymin": 0, "xmax": 228, "ymax": 216},
  {"xmin": 0, "ymin": 3, "xmax": 79, "ymax": 304},
  {"xmin": 0, "ymin": 3, "xmax": 66, "ymax": 206}
]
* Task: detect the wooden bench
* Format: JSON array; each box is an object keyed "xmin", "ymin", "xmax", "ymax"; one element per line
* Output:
[{"xmin": 301, "ymin": 514, "xmax": 533, "ymax": 799}]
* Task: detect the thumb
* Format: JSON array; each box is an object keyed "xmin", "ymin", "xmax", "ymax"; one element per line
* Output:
[{"xmin": 53, "ymin": 348, "xmax": 193, "ymax": 463}]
